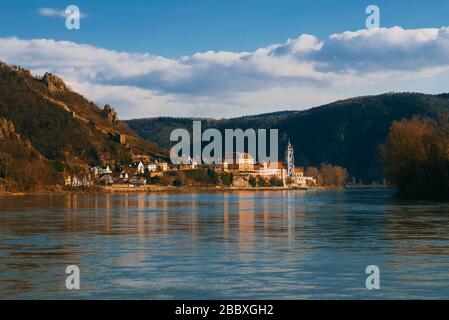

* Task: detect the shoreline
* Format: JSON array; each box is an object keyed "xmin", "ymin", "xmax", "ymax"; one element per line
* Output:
[{"xmin": 0, "ymin": 184, "xmax": 352, "ymax": 196}]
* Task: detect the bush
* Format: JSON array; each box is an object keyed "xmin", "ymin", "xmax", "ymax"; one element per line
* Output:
[
  {"xmin": 248, "ymin": 176, "xmax": 257, "ymax": 187},
  {"xmin": 257, "ymin": 175, "xmax": 269, "ymax": 187},
  {"xmin": 218, "ymin": 171, "xmax": 233, "ymax": 186},
  {"xmin": 269, "ymin": 176, "xmax": 284, "ymax": 187}
]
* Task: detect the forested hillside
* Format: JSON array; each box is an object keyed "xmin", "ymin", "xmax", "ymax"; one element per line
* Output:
[{"xmin": 127, "ymin": 93, "xmax": 449, "ymax": 182}]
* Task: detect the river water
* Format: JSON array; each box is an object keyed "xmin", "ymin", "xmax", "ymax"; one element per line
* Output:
[{"xmin": 1, "ymin": 189, "xmax": 449, "ymax": 299}]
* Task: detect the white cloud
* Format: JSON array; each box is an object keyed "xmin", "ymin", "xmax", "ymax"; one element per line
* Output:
[{"xmin": 1, "ymin": 26, "xmax": 449, "ymax": 119}]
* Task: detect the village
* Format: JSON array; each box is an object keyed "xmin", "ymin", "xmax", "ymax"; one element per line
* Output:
[{"xmin": 64, "ymin": 141, "xmax": 317, "ymax": 190}]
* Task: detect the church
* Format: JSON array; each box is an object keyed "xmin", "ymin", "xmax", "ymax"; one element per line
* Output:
[{"xmin": 284, "ymin": 140, "xmax": 316, "ymax": 187}]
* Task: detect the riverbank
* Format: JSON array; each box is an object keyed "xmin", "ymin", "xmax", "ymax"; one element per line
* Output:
[
  {"xmin": 0, "ymin": 184, "xmax": 333, "ymax": 196},
  {"xmin": 99, "ymin": 184, "xmax": 312, "ymax": 193}
]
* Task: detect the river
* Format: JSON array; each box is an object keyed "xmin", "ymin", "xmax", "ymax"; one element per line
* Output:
[{"xmin": 1, "ymin": 189, "xmax": 449, "ymax": 299}]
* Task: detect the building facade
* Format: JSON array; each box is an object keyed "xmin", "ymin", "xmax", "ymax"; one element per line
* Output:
[{"xmin": 236, "ymin": 153, "xmax": 255, "ymax": 171}]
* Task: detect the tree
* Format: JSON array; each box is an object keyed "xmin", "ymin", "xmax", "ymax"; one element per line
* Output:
[
  {"xmin": 305, "ymin": 167, "xmax": 319, "ymax": 178},
  {"xmin": 305, "ymin": 166, "xmax": 322, "ymax": 185},
  {"xmin": 248, "ymin": 176, "xmax": 257, "ymax": 187},
  {"xmin": 305, "ymin": 164, "xmax": 348, "ymax": 187},
  {"xmin": 285, "ymin": 176, "xmax": 295, "ymax": 186},
  {"xmin": 380, "ymin": 116, "xmax": 449, "ymax": 197},
  {"xmin": 333, "ymin": 166, "xmax": 348, "ymax": 187}
]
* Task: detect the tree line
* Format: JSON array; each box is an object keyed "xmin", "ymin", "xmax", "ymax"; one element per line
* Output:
[{"xmin": 305, "ymin": 164, "xmax": 348, "ymax": 187}]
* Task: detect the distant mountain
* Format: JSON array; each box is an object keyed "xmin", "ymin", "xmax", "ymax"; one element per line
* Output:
[
  {"xmin": 126, "ymin": 93, "xmax": 449, "ymax": 182},
  {"xmin": 0, "ymin": 61, "xmax": 166, "ymax": 174}
]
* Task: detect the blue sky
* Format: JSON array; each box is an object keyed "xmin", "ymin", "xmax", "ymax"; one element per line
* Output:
[
  {"xmin": 1, "ymin": 1, "xmax": 449, "ymax": 118},
  {"xmin": 2, "ymin": 0, "xmax": 449, "ymax": 56}
]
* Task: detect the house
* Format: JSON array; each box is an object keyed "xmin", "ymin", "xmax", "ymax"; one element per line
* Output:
[
  {"xmin": 64, "ymin": 174, "xmax": 92, "ymax": 187},
  {"xmin": 295, "ymin": 168, "xmax": 316, "ymax": 186},
  {"xmin": 297, "ymin": 176, "xmax": 316, "ymax": 187},
  {"xmin": 64, "ymin": 175, "xmax": 72, "ymax": 186},
  {"xmin": 72, "ymin": 175, "xmax": 81, "ymax": 187},
  {"xmin": 118, "ymin": 171, "xmax": 130, "ymax": 183},
  {"xmin": 100, "ymin": 174, "xmax": 113, "ymax": 185},
  {"xmin": 91, "ymin": 166, "xmax": 112, "ymax": 176},
  {"xmin": 189, "ymin": 158, "xmax": 199, "ymax": 170},
  {"xmin": 147, "ymin": 164, "xmax": 157, "ymax": 172},
  {"xmin": 137, "ymin": 161, "xmax": 145, "ymax": 174},
  {"xmin": 160, "ymin": 162, "xmax": 168, "ymax": 172},
  {"xmin": 81, "ymin": 175, "xmax": 91, "ymax": 187},
  {"xmin": 129, "ymin": 176, "xmax": 147, "ymax": 186},
  {"xmin": 180, "ymin": 157, "xmax": 198, "ymax": 170},
  {"xmin": 119, "ymin": 134, "xmax": 126, "ymax": 145},
  {"xmin": 90, "ymin": 166, "xmax": 101, "ymax": 176},
  {"xmin": 214, "ymin": 161, "xmax": 229, "ymax": 172}
]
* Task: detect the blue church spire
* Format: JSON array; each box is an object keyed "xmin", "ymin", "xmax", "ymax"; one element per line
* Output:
[{"xmin": 285, "ymin": 139, "xmax": 295, "ymax": 177}]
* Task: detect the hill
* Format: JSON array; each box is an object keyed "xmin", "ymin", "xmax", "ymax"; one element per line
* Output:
[
  {"xmin": 126, "ymin": 93, "xmax": 449, "ymax": 182},
  {"xmin": 0, "ymin": 62, "xmax": 166, "ymax": 191}
]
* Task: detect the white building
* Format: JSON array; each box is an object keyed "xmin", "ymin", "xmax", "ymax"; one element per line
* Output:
[
  {"xmin": 120, "ymin": 171, "xmax": 129, "ymax": 180},
  {"xmin": 295, "ymin": 170, "xmax": 317, "ymax": 187},
  {"xmin": 129, "ymin": 176, "xmax": 146, "ymax": 186},
  {"xmin": 258, "ymin": 161, "xmax": 287, "ymax": 180},
  {"xmin": 90, "ymin": 166, "xmax": 101, "ymax": 176},
  {"xmin": 147, "ymin": 164, "xmax": 157, "ymax": 172},
  {"xmin": 236, "ymin": 152, "xmax": 255, "ymax": 171},
  {"xmin": 179, "ymin": 156, "xmax": 198, "ymax": 170},
  {"xmin": 72, "ymin": 175, "xmax": 81, "ymax": 187},
  {"xmin": 81, "ymin": 175, "xmax": 91, "ymax": 187},
  {"xmin": 137, "ymin": 161, "xmax": 145, "ymax": 174},
  {"xmin": 160, "ymin": 162, "xmax": 168, "ymax": 172}
]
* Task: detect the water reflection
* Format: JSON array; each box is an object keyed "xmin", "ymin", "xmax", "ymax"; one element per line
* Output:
[{"xmin": 1, "ymin": 190, "xmax": 449, "ymax": 299}]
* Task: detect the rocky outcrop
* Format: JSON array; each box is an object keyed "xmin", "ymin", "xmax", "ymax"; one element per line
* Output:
[
  {"xmin": 0, "ymin": 117, "xmax": 32, "ymax": 148},
  {"xmin": 41, "ymin": 72, "xmax": 69, "ymax": 93},
  {"xmin": 232, "ymin": 174, "xmax": 250, "ymax": 188},
  {"xmin": 0, "ymin": 118, "xmax": 16, "ymax": 140},
  {"xmin": 102, "ymin": 104, "xmax": 118, "ymax": 124}
]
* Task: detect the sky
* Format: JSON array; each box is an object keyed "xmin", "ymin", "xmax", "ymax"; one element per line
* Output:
[{"xmin": 1, "ymin": 0, "xmax": 449, "ymax": 119}]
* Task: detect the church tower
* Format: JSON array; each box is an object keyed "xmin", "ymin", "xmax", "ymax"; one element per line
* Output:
[{"xmin": 285, "ymin": 139, "xmax": 295, "ymax": 177}]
